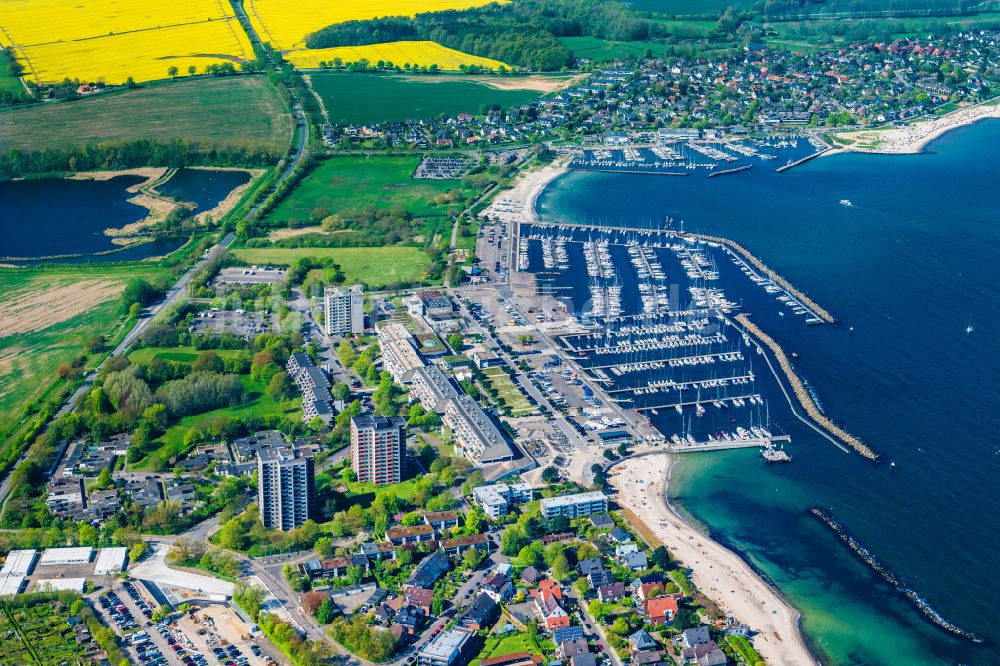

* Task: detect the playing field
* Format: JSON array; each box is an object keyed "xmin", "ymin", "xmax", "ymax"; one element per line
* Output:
[
  {"xmin": 264, "ymin": 155, "xmax": 469, "ymax": 221},
  {"xmin": 232, "ymin": 246, "xmax": 434, "ymax": 286},
  {"xmin": 287, "ymin": 41, "xmax": 508, "ymax": 71},
  {"xmin": 0, "ymin": 77, "xmax": 293, "ymax": 154},
  {"xmin": 310, "ymin": 72, "xmax": 543, "ymax": 124},
  {"xmin": 0, "ymin": 263, "xmax": 167, "ymax": 449},
  {"xmin": 245, "ymin": 0, "xmax": 500, "ymax": 50},
  {"xmin": 0, "ymin": 0, "xmax": 253, "ymax": 85}
]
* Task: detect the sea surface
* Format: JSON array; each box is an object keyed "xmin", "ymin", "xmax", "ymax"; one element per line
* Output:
[{"xmin": 537, "ymin": 123, "xmax": 1000, "ymax": 665}]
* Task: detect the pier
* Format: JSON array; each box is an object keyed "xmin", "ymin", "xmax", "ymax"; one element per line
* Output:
[
  {"xmin": 775, "ymin": 148, "xmax": 829, "ymax": 173},
  {"xmin": 734, "ymin": 313, "xmax": 878, "ymax": 460},
  {"xmin": 667, "ymin": 435, "xmax": 789, "ymax": 454},
  {"xmin": 708, "ymin": 164, "xmax": 753, "ymax": 178},
  {"xmin": 690, "ymin": 233, "xmax": 837, "ymax": 324}
]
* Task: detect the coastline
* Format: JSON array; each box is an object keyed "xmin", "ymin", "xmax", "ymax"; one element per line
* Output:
[
  {"xmin": 610, "ymin": 455, "xmax": 819, "ymax": 666},
  {"xmin": 829, "ymin": 97, "xmax": 1000, "ymax": 155},
  {"xmin": 507, "ymin": 155, "xmax": 571, "ymax": 222}
]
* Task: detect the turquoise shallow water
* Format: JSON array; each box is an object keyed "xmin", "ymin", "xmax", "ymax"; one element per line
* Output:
[{"xmin": 538, "ymin": 123, "xmax": 1000, "ymax": 665}]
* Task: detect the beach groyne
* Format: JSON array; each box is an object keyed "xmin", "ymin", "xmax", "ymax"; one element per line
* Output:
[
  {"xmin": 735, "ymin": 313, "xmax": 878, "ymax": 460},
  {"xmin": 691, "ymin": 233, "xmax": 836, "ymax": 324},
  {"xmin": 810, "ymin": 508, "xmax": 985, "ymax": 643}
]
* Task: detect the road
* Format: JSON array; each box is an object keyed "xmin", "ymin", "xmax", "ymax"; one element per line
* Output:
[{"xmin": 0, "ymin": 43, "xmax": 311, "ymax": 510}]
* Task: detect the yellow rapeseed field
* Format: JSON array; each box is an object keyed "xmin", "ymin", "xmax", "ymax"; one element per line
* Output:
[
  {"xmin": 0, "ymin": 0, "xmax": 253, "ymax": 85},
  {"xmin": 285, "ymin": 41, "xmax": 507, "ymax": 71},
  {"xmin": 245, "ymin": 0, "xmax": 501, "ymax": 50}
]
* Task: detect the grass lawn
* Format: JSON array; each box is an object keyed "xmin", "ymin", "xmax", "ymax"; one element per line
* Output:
[
  {"xmin": 470, "ymin": 632, "xmax": 542, "ymax": 666},
  {"xmin": 0, "ymin": 263, "xmax": 168, "ymax": 453},
  {"xmin": 309, "ymin": 72, "xmax": 546, "ymax": 125},
  {"xmin": 482, "ymin": 368, "xmax": 536, "ymax": 416},
  {"xmin": 0, "ymin": 50, "xmax": 28, "ymax": 100},
  {"xmin": 128, "ymin": 345, "xmax": 244, "ymax": 364},
  {"xmin": 129, "ymin": 374, "xmax": 298, "ymax": 470},
  {"xmin": 559, "ymin": 36, "xmax": 672, "ymax": 61},
  {"xmin": 324, "ymin": 458, "xmax": 425, "ymax": 505},
  {"xmin": 264, "ymin": 155, "xmax": 470, "ymax": 222},
  {"xmin": 232, "ymin": 246, "xmax": 435, "ymax": 287},
  {"xmin": 0, "ymin": 76, "xmax": 293, "ymax": 154}
]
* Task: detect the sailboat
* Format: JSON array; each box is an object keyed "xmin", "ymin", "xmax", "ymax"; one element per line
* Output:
[{"xmin": 966, "ymin": 318, "xmax": 975, "ymax": 335}]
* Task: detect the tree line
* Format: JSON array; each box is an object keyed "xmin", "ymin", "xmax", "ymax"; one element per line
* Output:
[
  {"xmin": 305, "ymin": 0, "xmax": 673, "ymax": 71},
  {"xmin": 0, "ymin": 138, "xmax": 281, "ymax": 180}
]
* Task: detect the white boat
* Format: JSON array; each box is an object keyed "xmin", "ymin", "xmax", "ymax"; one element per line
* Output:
[{"xmin": 840, "ymin": 199, "xmax": 853, "ymax": 207}]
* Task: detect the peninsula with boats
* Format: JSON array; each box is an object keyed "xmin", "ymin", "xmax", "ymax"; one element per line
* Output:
[{"xmin": 2, "ymin": 2, "xmax": 999, "ymax": 665}]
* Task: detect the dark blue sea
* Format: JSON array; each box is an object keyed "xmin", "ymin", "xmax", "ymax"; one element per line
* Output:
[{"xmin": 536, "ymin": 123, "xmax": 1000, "ymax": 665}]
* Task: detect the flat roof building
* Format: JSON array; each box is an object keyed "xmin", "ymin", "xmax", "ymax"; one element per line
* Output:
[
  {"xmin": 471, "ymin": 483, "xmax": 533, "ymax": 518},
  {"xmin": 444, "ymin": 395, "xmax": 514, "ymax": 464},
  {"xmin": 258, "ymin": 448, "xmax": 315, "ymax": 532},
  {"xmin": 0, "ymin": 575, "xmax": 26, "ymax": 597},
  {"xmin": 38, "ymin": 547, "xmax": 94, "ymax": 566},
  {"xmin": 418, "ymin": 627, "xmax": 473, "ymax": 666},
  {"xmin": 539, "ymin": 492, "xmax": 608, "ymax": 519},
  {"xmin": 0, "ymin": 549, "xmax": 38, "ymax": 577},
  {"xmin": 325, "ymin": 285, "xmax": 364, "ymax": 336},
  {"xmin": 94, "ymin": 547, "xmax": 128, "ymax": 576},
  {"xmin": 351, "ymin": 415, "xmax": 407, "ymax": 487}
]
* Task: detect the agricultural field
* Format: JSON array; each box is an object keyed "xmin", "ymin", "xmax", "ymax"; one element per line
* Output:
[
  {"xmin": 559, "ymin": 36, "xmax": 672, "ymax": 61},
  {"xmin": 263, "ymin": 156, "xmax": 471, "ymax": 222},
  {"xmin": 0, "ymin": 0, "xmax": 253, "ymax": 85},
  {"xmin": 620, "ymin": 0, "xmax": 744, "ymax": 13},
  {"xmin": 0, "ymin": 77, "xmax": 293, "ymax": 154},
  {"xmin": 245, "ymin": 0, "xmax": 500, "ymax": 50},
  {"xmin": 232, "ymin": 246, "xmax": 435, "ymax": 287},
  {"xmin": 0, "ymin": 263, "xmax": 168, "ymax": 448},
  {"xmin": 309, "ymin": 72, "xmax": 545, "ymax": 125},
  {"xmin": 287, "ymin": 41, "xmax": 508, "ymax": 71}
]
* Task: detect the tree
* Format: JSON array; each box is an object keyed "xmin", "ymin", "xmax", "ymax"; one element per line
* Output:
[
  {"xmin": 218, "ymin": 518, "xmax": 244, "ymax": 550},
  {"xmin": 193, "ymin": 351, "xmax": 224, "ymax": 373},
  {"xmin": 672, "ymin": 608, "xmax": 699, "ymax": 630},
  {"xmin": 315, "ymin": 536, "xmax": 335, "ymax": 559},
  {"xmin": 517, "ymin": 544, "xmax": 541, "ymax": 568},
  {"xmin": 267, "ymin": 371, "xmax": 294, "ymax": 400},
  {"xmin": 95, "ymin": 466, "xmax": 113, "ymax": 490},
  {"xmin": 447, "ymin": 332, "xmax": 464, "ymax": 350},
  {"xmin": 152, "ymin": 605, "xmax": 170, "ymax": 622},
  {"xmin": 234, "ymin": 582, "xmax": 266, "ymax": 620},
  {"xmin": 79, "ymin": 523, "xmax": 99, "ymax": 547},
  {"xmin": 465, "ymin": 507, "xmax": 483, "ymax": 534},
  {"xmin": 168, "ymin": 66, "xmax": 179, "ymax": 78},
  {"xmin": 573, "ymin": 577, "xmax": 590, "ymax": 599},
  {"xmin": 541, "ymin": 466, "xmax": 561, "ymax": 483},
  {"xmin": 302, "ymin": 590, "xmax": 329, "ymax": 614},
  {"xmin": 551, "ymin": 553, "xmax": 571, "ymax": 581},
  {"xmin": 340, "ymin": 466, "xmax": 357, "ymax": 484},
  {"xmin": 463, "ymin": 545, "xmax": 484, "ymax": 569},
  {"xmin": 588, "ymin": 599, "xmax": 607, "ymax": 621},
  {"xmin": 188, "ymin": 65, "xmax": 197, "ymax": 76},
  {"xmin": 315, "ymin": 597, "xmax": 337, "ymax": 624},
  {"xmin": 129, "ymin": 541, "xmax": 147, "ymax": 562},
  {"xmin": 651, "ymin": 545, "xmax": 670, "ymax": 570},
  {"xmin": 501, "ymin": 525, "xmax": 527, "ymax": 556}
]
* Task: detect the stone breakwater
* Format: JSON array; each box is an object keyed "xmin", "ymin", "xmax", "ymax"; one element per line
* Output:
[
  {"xmin": 810, "ymin": 507, "xmax": 985, "ymax": 644},
  {"xmin": 735, "ymin": 313, "xmax": 878, "ymax": 460},
  {"xmin": 691, "ymin": 233, "xmax": 837, "ymax": 324}
]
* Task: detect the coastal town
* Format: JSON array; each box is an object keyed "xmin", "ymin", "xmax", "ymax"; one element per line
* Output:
[{"xmin": 4, "ymin": 2, "xmax": 1000, "ymax": 665}]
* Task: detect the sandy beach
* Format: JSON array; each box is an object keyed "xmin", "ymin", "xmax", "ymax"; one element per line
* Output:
[
  {"xmin": 831, "ymin": 98, "xmax": 1000, "ymax": 154},
  {"xmin": 610, "ymin": 455, "xmax": 818, "ymax": 666},
  {"xmin": 482, "ymin": 156, "xmax": 569, "ymax": 223}
]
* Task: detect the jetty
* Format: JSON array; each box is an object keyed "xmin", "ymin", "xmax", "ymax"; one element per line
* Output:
[
  {"xmin": 689, "ymin": 233, "xmax": 837, "ymax": 324},
  {"xmin": 708, "ymin": 164, "xmax": 753, "ymax": 178},
  {"xmin": 775, "ymin": 148, "xmax": 829, "ymax": 173},
  {"xmin": 810, "ymin": 508, "xmax": 984, "ymax": 643},
  {"xmin": 734, "ymin": 313, "xmax": 878, "ymax": 460}
]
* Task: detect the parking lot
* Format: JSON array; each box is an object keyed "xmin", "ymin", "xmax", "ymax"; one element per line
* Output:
[
  {"xmin": 214, "ymin": 267, "xmax": 286, "ymax": 286},
  {"xmin": 190, "ymin": 309, "xmax": 274, "ymax": 338}
]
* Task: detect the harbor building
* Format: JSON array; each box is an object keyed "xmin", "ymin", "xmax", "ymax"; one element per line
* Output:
[
  {"xmin": 324, "ymin": 285, "xmax": 364, "ymax": 336},
  {"xmin": 258, "ymin": 448, "xmax": 315, "ymax": 531},
  {"xmin": 351, "ymin": 415, "xmax": 407, "ymax": 486},
  {"xmin": 540, "ymin": 492, "xmax": 608, "ymax": 519}
]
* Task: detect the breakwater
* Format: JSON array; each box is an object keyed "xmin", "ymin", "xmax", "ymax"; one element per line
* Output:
[
  {"xmin": 810, "ymin": 508, "xmax": 985, "ymax": 644},
  {"xmin": 708, "ymin": 164, "xmax": 753, "ymax": 178},
  {"xmin": 775, "ymin": 148, "xmax": 829, "ymax": 173},
  {"xmin": 690, "ymin": 232, "xmax": 836, "ymax": 324},
  {"xmin": 735, "ymin": 313, "xmax": 878, "ymax": 460}
]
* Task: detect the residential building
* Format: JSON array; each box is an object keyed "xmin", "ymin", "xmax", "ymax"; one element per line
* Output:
[
  {"xmin": 598, "ymin": 583, "xmax": 627, "ymax": 603},
  {"xmin": 439, "ymin": 534, "xmax": 490, "ymax": 558},
  {"xmin": 424, "ymin": 510, "xmax": 461, "ymax": 533},
  {"xmin": 404, "ymin": 587, "xmax": 434, "ymax": 615},
  {"xmin": 257, "ymin": 447, "xmax": 315, "ymax": 531},
  {"xmin": 418, "ymin": 627, "xmax": 474, "ymax": 666},
  {"xmin": 539, "ymin": 492, "xmax": 608, "ymax": 519},
  {"xmin": 406, "ymin": 551, "xmax": 450, "ymax": 590},
  {"xmin": 482, "ymin": 572, "xmax": 513, "ymax": 602},
  {"xmin": 623, "ymin": 551, "xmax": 648, "ymax": 571},
  {"xmin": 377, "ymin": 322, "xmax": 425, "ymax": 383},
  {"xmin": 444, "ymin": 395, "xmax": 515, "ymax": 464},
  {"xmin": 681, "ymin": 627, "xmax": 711, "ymax": 649},
  {"xmin": 644, "ymin": 596, "xmax": 679, "ymax": 626},
  {"xmin": 534, "ymin": 579, "xmax": 569, "ymax": 630},
  {"xmin": 324, "ymin": 285, "xmax": 364, "ymax": 336},
  {"xmin": 589, "ymin": 513, "xmax": 615, "ymax": 530},
  {"xmin": 551, "ymin": 626, "xmax": 584, "ymax": 645},
  {"xmin": 471, "ymin": 482, "xmax": 533, "ymax": 518},
  {"xmin": 681, "ymin": 642, "xmax": 727, "ymax": 666},
  {"xmin": 351, "ymin": 415, "xmax": 407, "ymax": 486},
  {"xmin": 629, "ymin": 630, "xmax": 658, "ymax": 652},
  {"xmin": 411, "ymin": 365, "xmax": 461, "ymax": 412},
  {"xmin": 560, "ymin": 638, "xmax": 589, "ymax": 659},
  {"xmin": 457, "ymin": 593, "xmax": 498, "ymax": 631},
  {"xmin": 386, "ymin": 524, "xmax": 434, "ymax": 546}
]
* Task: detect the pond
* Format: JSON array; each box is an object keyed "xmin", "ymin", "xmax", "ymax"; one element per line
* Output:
[{"xmin": 158, "ymin": 167, "xmax": 251, "ymax": 211}]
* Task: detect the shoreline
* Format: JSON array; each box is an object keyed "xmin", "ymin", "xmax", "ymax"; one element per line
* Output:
[
  {"xmin": 829, "ymin": 98, "xmax": 1000, "ymax": 155},
  {"xmin": 510, "ymin": 156, "xmax": 571, "ymax": 222},
  {"xmin": 610, "ymin": 455, "xmax": 819, "ymax": 666}
]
